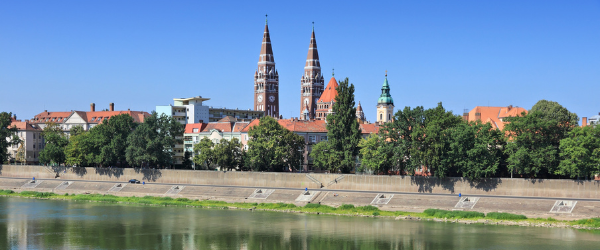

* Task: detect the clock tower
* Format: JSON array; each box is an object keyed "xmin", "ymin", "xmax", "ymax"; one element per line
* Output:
[
  {"xmin": 254, "ymin": 16, "xmax": 279, "ymax": 118},
  {"xmin": 300, "ymin": 23, "xmax": 324, "ymax": 119}
]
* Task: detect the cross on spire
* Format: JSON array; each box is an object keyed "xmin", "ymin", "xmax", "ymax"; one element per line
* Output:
[
  {"xmin": 265, "ymin": 14, "xmax": 268, "ymax": 24},
  {"xmin": 312, "ymin": 21, "xmax": 314, "ymax": 31},
  {"xmin": 385, "ymin": 70, "xmax": 388, "ymax": 77},
  {"xmin": 332, "ymin": 68, "xmax": 335, "ymax": 77}
]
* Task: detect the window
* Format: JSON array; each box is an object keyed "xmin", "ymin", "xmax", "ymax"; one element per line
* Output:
[
  {"xmin": 380, "ymin": 114, "xmax": 382, "ymax": 120},
  {"xmin": 184, "ymin": 136, "xmax": 192, "ymax": 142},
  {"xmin": 321, "ymin": 136, "xmax": 327, "ymax": 141},
  {"xmin": 244, "ymin": 134, "xmax": 248, "ymax": 140},
  {"xmin": 33, "ymin": 134, "xmax": 36, "ymax": 139},
  {"xmin": 389, "ymin": 114, "xmax": 391, "ymax": 121},
  {"xmin": 33, "ymin": 144, "xmax": 35, "ymax": 149},
  {"xmin": 308, "ymin": 135, "xmax": 316, "ymax": 143},
  {"xmin": 193, "ymin": 128, "xmax": 199, "ymax": 133}
]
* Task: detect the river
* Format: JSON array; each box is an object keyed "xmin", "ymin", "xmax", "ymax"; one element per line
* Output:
[{"xmin": 0, "ymin": 197, "xmax": 598, "ymax": 249}]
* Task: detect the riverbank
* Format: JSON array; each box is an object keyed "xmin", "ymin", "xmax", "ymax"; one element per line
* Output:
[{"xmin": 2, "ymin": 189, "xmax": 599, "ymax": 231}]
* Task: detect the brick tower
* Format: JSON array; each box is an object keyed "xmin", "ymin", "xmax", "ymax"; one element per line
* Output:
[
  {"xmin": 300, "ymin": 23, "xmax": 324, "ymax": 119},
  {"xmin": 254, "ymin": 16, "xmax": 279, "ymax": 117}
]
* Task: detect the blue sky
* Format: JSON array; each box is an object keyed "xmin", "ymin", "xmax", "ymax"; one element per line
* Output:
[{"xmin": 1, "ymin": 1, "xmax": 599, "ymax": 124}]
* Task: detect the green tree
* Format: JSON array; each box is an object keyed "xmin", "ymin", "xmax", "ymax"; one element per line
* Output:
[
  {"xmin": 445, "ymin": 122, "xmax": 505, "ymax": 180},
  {"xmin": 97, "ymin": 114, "xmax": 137, "ymax": 167},
  {"xmin": 193, "ymin": 137, "xmax": 216, "ymax": 169},
  {"xmin": 557, "ymin": 125, "xmax": 600, "ymax": 179},
  {"xmin": 412, "ymin": 102, "xmax": 462, "ymax": 177},
  {"xmin": 182, "ymin": 151, "xmax": 193, "ymax": 169},
  {"xmin": 315, "ymin": 78, "xmax": 362, "ymax": 173},
  {"xmin": 0, "ymin": 112, "xmax": 19, "ymax": 164},
  {"xmin": 39, "ymin": 122, "xmax": 69, "ymax": 165},
  {"xmin": 213, "ymin": 138, "xmax": 243, "ymax": 171},
  {"xmin": 311, "ymin": 141, "xmax": 336, "ymax": 171},
  {"xmin": 125, "ymin": 112, "xmax": 184, "ymax": 168},
  {"xmin": 69, "ymin": 125, "xmax": 85, "ymax": 137},
  {"xmin": 64, "ymin": 131, "xmax": 90, "ymax": 166},
  {"xmin": 358, "ymin": 134, "xmax": 391, "ymax": 173},
  {"xmin": 504, "ymin": 100, "xmax": 578, "ymax": 177},
  {"xmin": 15, "ymin": 142, "xmax": 25, "ymax": 164},
  {"xmin": 246, "ymin": 116, "xmax": 304, "ymax": 172},
  {"xmin": 378, "ymin": 106, "xmax": 426, "ymax": 174}
]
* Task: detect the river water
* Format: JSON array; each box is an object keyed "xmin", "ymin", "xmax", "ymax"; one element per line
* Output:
[{"xmin": 0, "ymin": 197, "xmax": 598, "ymax": 249}]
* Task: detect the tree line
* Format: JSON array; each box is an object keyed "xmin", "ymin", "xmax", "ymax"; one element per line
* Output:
[
  {"xmin": 1, "ymin": 112, "xmax": 185, "ymax": 168},
  {"xmin": 359, "ymin": 100, "xmax": 600, "ymax": 180}
]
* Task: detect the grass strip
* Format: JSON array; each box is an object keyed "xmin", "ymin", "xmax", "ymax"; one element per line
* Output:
[{"xmin": 1, "ymin": 189, "xmax": 598, "ymax": 229}]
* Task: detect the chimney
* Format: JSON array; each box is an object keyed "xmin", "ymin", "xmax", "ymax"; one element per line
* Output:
[
  {"xmin": 90, "ymin": 103, "xmax": 95, "ymax": 112},
  {"xmin": 582, "ymin": 117, "xmax": 587, "ymax": 127},
  {"xmin": 44, "ymin": 110, "xmax": 47, "ymax": 112},
  {"xmin": 13, "ymin": 114, "xmax": 16, "ymax": 120},
  {"xmin": 462, "ymin": 109, "xmax": 469, "ymax": 121},
  {"xmin": 109, "ymin": 103, "xmax": 114, "ymax": 111}
]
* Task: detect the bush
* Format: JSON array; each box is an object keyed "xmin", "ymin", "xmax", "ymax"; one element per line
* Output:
[
  {"xmin": 358, "ymin": 205, "xmax": 379, "ymax": 212},
  {"xmin": 574, "ymin": 218, "xmax": 600, "ymax": 228},
  {"xmin": 339, "ymin": 204, "xmax": 355, "ymax": 210},
  {"xmin": 64, "ymin": 193, "xmax": 69, "ymax": 196},
  {"xmin": 304, "ymin": 203, "xmax": 322, "ymax": 209},
  {"xmin": 485, "ymin": 212, "xmax": 527, "ymax": 220},
  {"xmin": 175, "ymin": 198, "xmax": 190, "ymax": 202},
  {"xmin": 423, "ymin": 209, "xmax": 484, "ymax": 219},
  {"xmin": 0, "ymin": 190, "xmax": 15, "ymax": 195},
  {"xmin": 372, "ymin": 211, "xmax": 380, "ymax": 216}
]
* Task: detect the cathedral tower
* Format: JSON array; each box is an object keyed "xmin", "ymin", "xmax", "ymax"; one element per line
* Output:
[
  {"xmin": 377, "ymin": 72, "xmax": 394, "ymax": 124},
  {"xmin": 300, "ymin": 23, "xmax": 324, "ymax": 119},
  {"xmin": 254, "ymin": 17, "xmax": 279, "ymax": 117}
]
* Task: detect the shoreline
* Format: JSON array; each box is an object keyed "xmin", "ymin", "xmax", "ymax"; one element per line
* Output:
[{"xmin": 1, "ymin": 189, "xmax": 599, "ymax": 231}]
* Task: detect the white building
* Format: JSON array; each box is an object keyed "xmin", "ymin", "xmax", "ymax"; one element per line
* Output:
[{"xmin": 6, "ymin": 116, "xmax": 43, "ymax": 164}]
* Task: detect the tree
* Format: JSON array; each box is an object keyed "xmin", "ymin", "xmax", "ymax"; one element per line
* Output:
[
  {"xmin": 193, "ymin": 137, "xmax": 216, "ymax": 169},
  {"xmin": 69, "ymin": 125, "xmax": 85, "ymax": 137},
  {"xmin": 97, "ymin": 114, "xmax": 137, "ymax": 167},
  {"xmin": 246, "ymin": 116, "xmax": 304, "ymax": 172},
  {"xmin": 358, "ymin": 134, "xmax": 391, "ymax": 173},
  {"xmin": 378, "ymin": 106, "xmax": 426, "ymax": 174},
  {"xmin": 0, "ymin": 112, "xmax": 19, "ymax": 164},
  {"xmin": 39, "ymin": 122, "xmax": 68, "ymax": 165},
  {"xmin": 412, "ymin": 102, "xmax": 462, "ymax": 177},
  {"xmin": 557, "ymin": 125, "xmax": 600, "ymax": 179},
  {"xmin": 15, "ymin": 142, "xmax": 25, "ymax": 164},
  {"xmin": 125, "ymin": 112, "xmax": 184, "ymax": 168},
  {"xmin": 213, "ymin": 138, "xmax": 243, "ymax": 171},
  {"xmin": 64, "ymin": 131, "xmax": 91, "ymax": 166},
  {"xmin": 182, "ymin": 151, "xmax": 193, "ymax": 169},
  {"xmin": 311, "ymin": 141, "xmax": 336, "ymax": 171},
  {"xmin": 445, "ymin": 122, "xmax": 505, "ymax": 180},
  {"xmin": 314, "ymin": 78, "xmax": 362, "ymax": 173},
  {"xmin": 504, "ymin": 100, "xmax": 578, "ymax": 177}
]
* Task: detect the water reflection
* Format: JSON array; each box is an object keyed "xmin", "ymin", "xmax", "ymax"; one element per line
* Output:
[{"xmin": 0, "ymin": 197, "xmax": 598, "ymax": 249}]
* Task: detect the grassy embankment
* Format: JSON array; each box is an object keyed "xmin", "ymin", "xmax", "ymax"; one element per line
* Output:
[{"xmin": 0, "ymin": 190, "xmax": 597, "ymax": 229}]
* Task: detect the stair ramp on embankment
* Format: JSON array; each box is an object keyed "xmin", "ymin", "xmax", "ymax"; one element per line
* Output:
[
  {"xmin": 326, "ymin": 175, "xmax": 345, "ymax": 188},
  {"xmin": 21, "ymin": 180, "xmax": 43, "ymax": 189},
  {"xmin": 305, "ymin": 174, "xmax": 323, "ymax": 188},
  {"xmin": 108, "ymin": 183, "xmax": 126, "ymax": 192},
  {"xmin": 247, "ymin": 189, "xmax": 275, "ymax": 199},
  {"xmin": 454, "ymin": 197, "xmax": 480, "ymax": 210},
  {"xmin": 55, "ymin": 181, "xmax": 73, "ymax": 190},
  {"xmin": 165, "ymin": 185, "xmax": 185, "ymax": 195},
  {"xmin": 550, "ymin": 200, "xmax": 577, "ymax": 213},
  {"xmin": 371, "ymin": 194, "xmax": 394, "ymax": 205}
]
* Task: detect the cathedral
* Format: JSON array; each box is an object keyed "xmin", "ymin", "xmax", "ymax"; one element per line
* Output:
[{"xmin": 253, "ymin": 18, "xmax": 394, "ymax": 124}]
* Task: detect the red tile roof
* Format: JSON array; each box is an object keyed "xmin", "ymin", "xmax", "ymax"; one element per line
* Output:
[
  {"xmin": 318, "ymin": 77, "xmax": 338, "ymax": 103},
  {"xmin": 359, "ymin": 123, "xmax": 379, "ymax": 134},
  {"xmin": 466, "ymin": 106, "xmax": 527, "ymax": 130},
  {"xmin": 278, "ymin": 119, "xmax": 328, "ymax": 133},
  {"xmin": 9, "ymin": 120, "xmax": 41, "ymax": 131},
  {"xmin": 32, "ymin": 110, "xmax": 151, "ymax": 124},
  {"xmin": 184, "ymin": 123, "xmax": 207, "ymax": 134},
  {"xmin": 233, "ymin": 122, "xmax": 250, "ymax": 132}
]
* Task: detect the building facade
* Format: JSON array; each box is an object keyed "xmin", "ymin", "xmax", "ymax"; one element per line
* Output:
[
  {"xmin": 254, "ymin": 18, "xmax": 279, "ymax": 118},
  {"xmin": 463, "ymin": 105, "xmax": 527, "ymax": 130},
  {"xmin": 6, "ymin": 116, "xmax": 43, "ymax": 164},
  {"xmin": 156, "ymin": 96, "xmax": 210, "ymax": 124},
  {"xmin": 32, "ymin": 103, "xmax": 150, "ymax": 134},
  {"xmin": 376, "ymin": 73, "xmax": 394, "ymax": 124},
  {"xmin": 300, "ymin": 26, "xmax": 325, "ymax": 119}
]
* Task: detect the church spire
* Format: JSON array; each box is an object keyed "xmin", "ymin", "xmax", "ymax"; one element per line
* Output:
[
  {"xmin": 300, "ymin": 23, "xmax": 324, "ymax": 119},
  {"xmin": 255, "ymin": 17, "xmax": 279, "ymax": 118}
]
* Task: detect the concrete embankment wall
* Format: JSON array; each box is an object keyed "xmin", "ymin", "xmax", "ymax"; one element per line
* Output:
[{"xmin": 1, "ymin": 165, "xmax": 599, "ymax": 199}]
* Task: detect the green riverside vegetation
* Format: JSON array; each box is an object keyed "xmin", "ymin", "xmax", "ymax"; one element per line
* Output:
[{"xmin": 1, "ymin": 189, "xmax": 598, "ymax": 229}]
